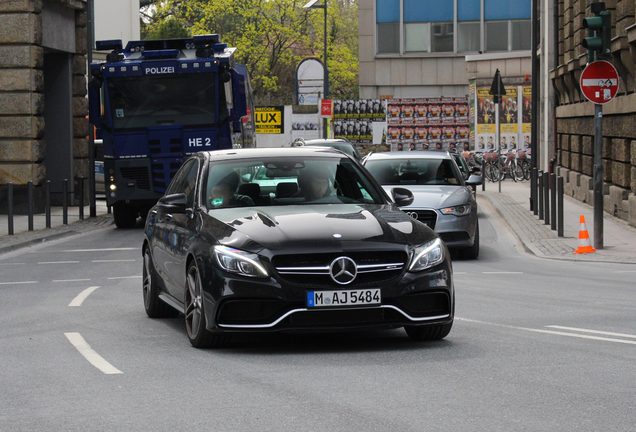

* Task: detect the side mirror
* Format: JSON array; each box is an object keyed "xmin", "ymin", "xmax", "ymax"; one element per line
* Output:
[
  {"xmin": 159, "ymin": 193, "xmax": 187, "ymax": 213},
  {"xmin": 391, "ymin": 187, "xmax": 414, "ymax": 207},
  {"xmin": 466, "ymin": 174, "xmax": 483, "ymax": 186}
]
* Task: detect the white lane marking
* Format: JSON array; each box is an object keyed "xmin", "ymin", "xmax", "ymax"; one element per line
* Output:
[
  {"xmin": 107, "ymin": 275, "xmax": 141, "ymax": 280},
  {"xmin": 457, "ymin": 317, "xmax": 636, "ymax": 346},
  {"xmin": 64, "ymin": 332, "xmax": 123, "ymax": 375},
  {"xmin": 481, "ymin": 271, "xmax": 524, "ymax": 275},
  {"xmin": 92, "ymin": 259, "xmax": 136, "ymax": 263},
  {"xmin": 0, "ymin": 280, "xmax": 37, "ymax": 285},
  {"xmin": 60, "ymin": 247, "xmax": 137, "ymax": 252},
  {"xmin": 616, "ymin": 270, "xmax": 636, "ymax": 273},
  {"xmin": 53, "ymin": 278, "xmax": 92, "ymax": 283},
  {"xmin": 38, "ymin": 261, "xmax": 80, "ymax": 265},
  {"xmin": 546, "ymin": 325, "xmax": 636, "ymax": 340},
  {"xmin": 69, "ymin": 286, "xmax": 100, "ymax": 307}
]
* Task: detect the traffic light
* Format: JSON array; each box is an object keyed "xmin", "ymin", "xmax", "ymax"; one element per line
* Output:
[{"xmin": 582, "ymin": 2, "xmax": 611, "ymax": 62}]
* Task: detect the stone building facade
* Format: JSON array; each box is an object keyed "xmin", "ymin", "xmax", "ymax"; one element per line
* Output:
[
  {"xmin": 552, "ymin": 0, "xmax": 636, "ymax": 227},
  {"xmin": 0, "ymin": 0, "xmax": 88, "ymax": 211}
]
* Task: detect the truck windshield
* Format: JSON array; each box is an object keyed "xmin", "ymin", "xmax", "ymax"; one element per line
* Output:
[{"xmin": 107, "ymin": 73, "xmax": 217, "ymax": 129}]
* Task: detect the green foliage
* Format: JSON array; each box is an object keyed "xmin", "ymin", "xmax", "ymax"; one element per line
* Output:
[{"xmin": 141, "ymin": 0, "xmax": 359, "ymax": 104}]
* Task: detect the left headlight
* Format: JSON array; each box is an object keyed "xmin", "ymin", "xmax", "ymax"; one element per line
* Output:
[
  {"xmin": 213, "ymin": 245, "xmax": 269, "ymax": 278},
  {"xmin": 409, "ymin": 238, "xmax": 445, "ymax": 272},
  {"xmin": 440, "ymin": 204, "xmax": 471, "ymax": 216}
]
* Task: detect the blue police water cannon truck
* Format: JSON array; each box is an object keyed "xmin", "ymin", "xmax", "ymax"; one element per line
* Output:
[{"xmin": 89, "ymin": 34, "xmax": 255, "ymax": 228}]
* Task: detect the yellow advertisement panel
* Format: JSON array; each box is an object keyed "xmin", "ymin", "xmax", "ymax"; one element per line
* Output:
[{"xmin": 255, "ymin": 106, "xmax": 285, "ymax": 134}]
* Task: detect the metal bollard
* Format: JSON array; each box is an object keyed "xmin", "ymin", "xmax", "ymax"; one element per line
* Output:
[
  {"xmin": 63, "ymin": 179, "xmax": 68, "ymax": 225},
  {"xmin": 531, "ymin": 168, "xmax": 538, "ymax": 215},
  {"xmin": 550, "ymin": 173, "xmax": 557, "ymax": 231},
  {"xmin": 7, "ymin": 183, "xmax": 14, "ymax": 235},
  {"xmin": 543, "ymin": 171, "xmax": 550, "ymax": 225},
  {"xmin": 45, "ymin": 180, "xmax": 51, "ymax": 228},
  {"xmin": 481, "ymin": 159, "xmax": 486, "ymax": 192},
  {"xmin": 27, "ymin": 181, "xmax": 34, "ymax": 231},
  {"xmin": 557, "ymin": 176, "xmax": 564, "ymax": 237},
  {"xmin": 107, "ymin": 204, "xmax": 111, "ymax": 214},
  {"xmin": 79, "ymin": 177, "xmax": 85, "ymax": 221},
  {"xmin": 538, "ymin": 171, "xmax": 544, "ymax": 220}
]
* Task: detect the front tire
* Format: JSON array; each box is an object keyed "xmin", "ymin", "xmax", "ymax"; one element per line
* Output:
[
  {"xmin": 462, "ymin": 223, "xmax": 480, "ymax": 260},
  {"xmin": 405, "ymin": 321, "xmax": 453, "ymax": 341},
  {"xmin": 113, "ymin": 203, "xmax": 137, "ymax": 229},
  {"xmin": 185, "ymin": 262, "xmax": 227, "ymax": 348}
]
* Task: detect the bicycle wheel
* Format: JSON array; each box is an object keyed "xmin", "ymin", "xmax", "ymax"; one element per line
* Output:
[
  {"xmin": 513, "ymin": 161, "xmax": 525, "ymax": 182},
  {"xmin": 522, "ymin": 159, "xmax": 531, "ymax": 180}
]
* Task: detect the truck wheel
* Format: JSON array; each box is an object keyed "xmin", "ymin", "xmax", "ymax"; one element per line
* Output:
[{"xmin": 113, "ymin": 204, "xmax": 137, "ymax": 229}]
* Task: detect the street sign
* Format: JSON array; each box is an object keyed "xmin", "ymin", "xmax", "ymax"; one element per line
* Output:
[
  {"xmin": 489, "ymin": 69, "xmax": 506, "ymax": 104},
  {"xmin": 320, "ymin": 99, "xmax": 333, "ymax": 118},
  {"xmin": 579, "ymin": 60, "xmax": 619, "ymax": 104}
]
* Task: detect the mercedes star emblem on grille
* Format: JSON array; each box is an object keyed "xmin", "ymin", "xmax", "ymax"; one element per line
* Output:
[
  {"xmin": 406, "ymin": 211, "xmax": 419, "ymax": 220},
  {"xmin": 329, "ymin": 256, "xmax": 357, "ymax": 285}
]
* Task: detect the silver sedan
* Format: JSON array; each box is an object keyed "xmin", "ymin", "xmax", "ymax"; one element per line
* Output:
[{"xmin": 364, "ymin": 151, "xmax": 482, "ymax": 259}]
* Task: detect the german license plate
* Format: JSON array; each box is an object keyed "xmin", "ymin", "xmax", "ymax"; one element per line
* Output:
[{"xmin": 307, "ymin": 289, "xmax": 381, "ymax": 308}]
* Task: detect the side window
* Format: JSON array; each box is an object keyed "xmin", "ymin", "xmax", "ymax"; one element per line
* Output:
[{"xmin": 165, "ymin": 159, "xmax": 199, "ymax": 206}]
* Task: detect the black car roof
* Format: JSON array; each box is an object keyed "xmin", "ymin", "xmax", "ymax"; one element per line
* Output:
[{"xmin": 201, "ymin": 147, "xmax": 349, "ymax": 161}]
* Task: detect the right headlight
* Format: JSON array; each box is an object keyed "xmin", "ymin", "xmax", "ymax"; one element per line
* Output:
[
  {"xmin": 213, "ymin": 245, "xmax": 268, "ymax": 278},
  {"xmin": 408, "ymin": 238, "xmax": 445, "ymax": 272}
]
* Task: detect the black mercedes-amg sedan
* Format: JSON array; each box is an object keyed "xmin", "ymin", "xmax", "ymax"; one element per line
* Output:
[{"xmin": 142, "ymin": 147, "xmax": 454, "ymax": 348}]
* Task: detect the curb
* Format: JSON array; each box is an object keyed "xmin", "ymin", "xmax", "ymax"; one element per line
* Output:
[{"xmin": 0, "ymin": 214, "xmax": 113, "ymax": 255}]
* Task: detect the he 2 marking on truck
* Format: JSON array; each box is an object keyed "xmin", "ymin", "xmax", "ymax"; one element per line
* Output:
[{"xmin": 188, "ymin": 137, "xmax": 212, "ymax": 147}]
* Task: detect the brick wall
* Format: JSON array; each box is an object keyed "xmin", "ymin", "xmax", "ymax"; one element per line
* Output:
[{"xmin": 552, "ymin": 0, "xmax": 636, "ymax": 227}]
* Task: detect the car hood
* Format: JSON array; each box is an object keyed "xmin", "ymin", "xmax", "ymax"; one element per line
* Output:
[
  {"xmin": 202, "ymin": 204, "xmax": 436, "ymax": 253},
  {"xmin": 381, "ymin": 185, "xmax": 472, "ymax": 210}
]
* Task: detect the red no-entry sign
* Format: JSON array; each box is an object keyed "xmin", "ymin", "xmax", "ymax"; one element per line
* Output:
[{"xmin": 579, "ymin": 60, "xmax": 619, "ymax": 104}]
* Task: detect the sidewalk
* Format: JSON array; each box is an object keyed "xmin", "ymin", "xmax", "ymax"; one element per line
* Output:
[
  {"xmin": 479, "ymin": 180, "xmax": 636, "ymax": 264},
  {"xmin": 0, "ymin": 200, "xmax": 113, "ymax": 254}
]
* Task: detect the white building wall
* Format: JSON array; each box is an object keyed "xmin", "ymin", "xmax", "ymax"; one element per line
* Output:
[{"xmin": 94, "ymin": 0, "xmax": 140, "ymax": 44}]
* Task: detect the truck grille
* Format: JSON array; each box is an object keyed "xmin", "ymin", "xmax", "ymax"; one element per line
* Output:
[{"xmin": 120, "ymin": 167, "xmax": 150, "ymax": 190}]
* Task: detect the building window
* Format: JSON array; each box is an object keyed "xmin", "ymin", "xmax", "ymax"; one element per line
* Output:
[
  {"xmin": 511, "ymin": 20, "xmax": 531, "ymax": 50},
  {"xmin": 486, "ymin": 21, "xmax": 509, "ymax": 52},
  {"xmin": 405, "ymin": 23, "xmax": 431, "ymax": 52},
  {"xmin": 376, "ymin": 0, "xmax": 400, "ymax": 53},
  {"xmin": 404, "ymin": 0, "xmax": 453, "ymax": 53},
  {"xmin": 458, "ymin": 22, "xmax": 480, "ymax": 52}
]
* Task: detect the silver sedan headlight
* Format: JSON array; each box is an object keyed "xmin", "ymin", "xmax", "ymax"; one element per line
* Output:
[
  {"xmin": 440, "ymin": 204, "xmax": 471, "ymax": 216},
  {"xmin": 408, "ymin": 238, "xmax": 444, "ymax": 272},
  {"xmin": 213, "ymin": 246, "xmax": 268, "ymax": 278}
]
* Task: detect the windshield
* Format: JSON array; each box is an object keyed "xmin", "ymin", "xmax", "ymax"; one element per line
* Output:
[
  {"xmin": 365, "ymin": 158, "xmax": 463, "ymax": 186},
  {"xmin": 205, "ymin": 157, "xmax": 384, "ymax": 210},
  {"xmin": 107, "ymin": 73, "xmax": 217, "ymax": 129}
]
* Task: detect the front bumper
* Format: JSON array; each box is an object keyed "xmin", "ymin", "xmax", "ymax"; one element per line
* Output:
[{"xmin": 200, "ymin": 265, "xmax": 454, "ymax": 333}]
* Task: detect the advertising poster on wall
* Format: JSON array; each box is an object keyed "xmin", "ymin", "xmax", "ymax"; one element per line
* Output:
[
  {"xmin": 386, "ymin": 97, "xmax": 469, "ymax": 152},
  {"xmin": 255, "ymin": 106, "xmax": 285, "ymax": 134},
  {"xmin": 333, "ymin": 99, "xmax": 385, "ymax": 143},
  {"xmin": 521, "ymin": 86, "xmax": 532, "ymax": 150},
  {"xmin": 290, "ymin": 113, "xmax": 320, "ymax": 141},
  {"xmin": 474, "ymin": 83, "xmax": 532, "ymax": 153}
]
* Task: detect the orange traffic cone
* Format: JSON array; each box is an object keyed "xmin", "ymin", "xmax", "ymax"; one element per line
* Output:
[{"xmin": 574, "ymin": 215, "xmax": 596, "ymax": 254}]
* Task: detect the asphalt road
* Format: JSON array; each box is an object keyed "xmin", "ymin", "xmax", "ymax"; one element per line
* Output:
[{"xmin": 1, "ymin": 200, "xmax": 635, "ymax": 431}]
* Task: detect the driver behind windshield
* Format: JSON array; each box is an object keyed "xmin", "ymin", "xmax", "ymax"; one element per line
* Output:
[
  {"xmin": 297, "ymin": 167, "xmax": 334, "ymax": 202},
  {"xmin": 209, "ymin": 171, "xmax": 254, "ymax": 208}
]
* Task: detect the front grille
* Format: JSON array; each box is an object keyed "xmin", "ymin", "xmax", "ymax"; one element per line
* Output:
[
  {"xmin": 405, "ymin": 209, "xmax": 437, "ymax": 229},
  {"xmin": 148, "ymin": 139, "xmax": 161, "ymax": 154},
  {"xmin": 150, "ymin": 160, "xmax": 182, "ymax": 194},
  {"xmin": 120, "ymin": 167, "xmax": 150, "ymax": 190},
  {"xmin": 287, "ymin": 307, "xmax": 403, "ymax": 328},
  {"xmin": 391, "ymin": 292, "xmax": 450, "ymax": 318},
  {"xmin": 169, "ymin": 138, "xmax": 181, "ymax": 153},
  {"xmin": 272, "ymin": 251, "xmax": 407, "ymax": 287}
]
